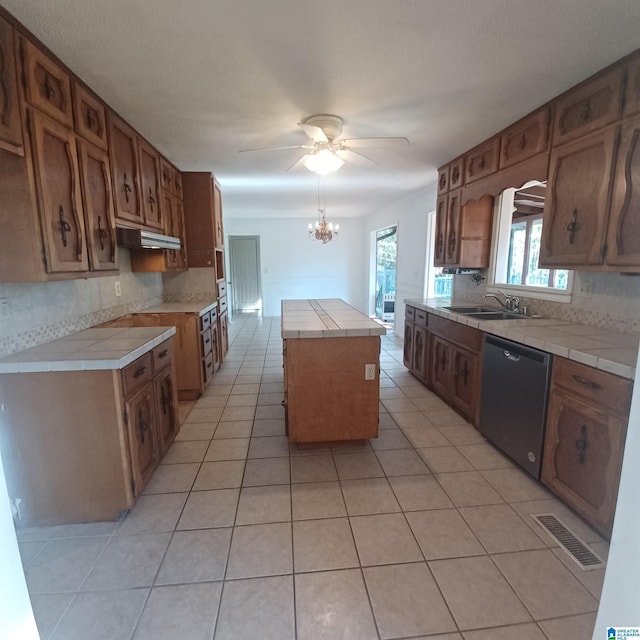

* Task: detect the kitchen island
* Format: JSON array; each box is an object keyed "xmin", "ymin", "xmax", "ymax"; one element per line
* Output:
[{"xmin": 281, "ymin": 299, "xmax": 386, "ymax": 444}]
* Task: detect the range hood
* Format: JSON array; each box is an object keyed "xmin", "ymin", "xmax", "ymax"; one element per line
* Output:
[{"xmin": 116, "ymin": 226, "xmax": 181, "ymax": 251}]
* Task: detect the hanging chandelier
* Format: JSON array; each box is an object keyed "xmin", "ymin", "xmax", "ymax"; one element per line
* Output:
[{"xmin": 308, "ymin": 177, "xmax": 339, "ymax": 244}]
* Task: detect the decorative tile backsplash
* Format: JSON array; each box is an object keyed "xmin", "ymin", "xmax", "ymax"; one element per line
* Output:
[
  {"xmin": 162, "ymin": 267, "xmax": 218, "ymax": 304},
  {"xmin": 453, "ymin": 270, "xmax": 640, "ymax": 334}
]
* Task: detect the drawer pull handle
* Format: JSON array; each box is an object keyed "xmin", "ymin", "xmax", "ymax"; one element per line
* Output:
[
  {"xmin": 97, "ymin": 215, "xmax": 107, "ymax": 251},
  {"xmin": 148, "ymin": 187, "xmax": 156, "ymax": 211},
  {"xmin": 566, "ymin": 209, "xmax": 578, "ymax": 244},
  {"xmin": 572, "ymin": 374, "xmax": 601, "ymax": 390},
  {"xmin": 59, "ymin": 205, "xmax": 71, "ymax": 247},
  {"xmin": 158, "ymin": 349, "xmax": 169, "ymax": 358},
  {"xmin": 207, "ymin": 361, "xmax": 212, "ymax": 369},
  {"xmin": 575, "ymin": 424, "xmax": 588, "ymax": 464},
  {"xmin": 205, "ymin": 338, "xmax": 210, "ymax": 344},
  {"xmin": 133, "ymin": 366, "xmax": 147, "ymax": 378},
  {"xmin": 123, "ymin": 173, "xmax": 132, "ymax": 203}
]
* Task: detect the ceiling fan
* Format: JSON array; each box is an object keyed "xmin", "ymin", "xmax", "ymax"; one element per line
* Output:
[{"xmin": 239, "ymin": 114, "xmax": 409, "ymax": 175}]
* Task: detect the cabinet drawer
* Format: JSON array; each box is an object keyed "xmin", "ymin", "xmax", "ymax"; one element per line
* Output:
[
  {"xmin": 552, "ymin": 357, "xmax": 632, "ymax": 417},
  {"xmin": 464, "ymin": 137, "xmax": 500, "ymax": 184},
  {"xmin": 122, "ymin": 352, "xmax": 153, "ymax": 397},
  {"xmin": 21, "ymin": 38, "xmax": 74, "ymax": 128},
  {"xmin": 201, "ymin": 327, "xmax": 213, "ymax": 357},
  {"xmin": 437, "ymin": 166, "xmax": 449, "ymax": 195},
  {"xmin": 405, "ymin": 306, "xmax": 415, "ymax": 322},
  {"xmin": 152, "ymin": 340, "xmax": 172, "ymax": 371},
  {"xmin": 448, "ymin": 157, "xmax": 464, "ymax": 190},
  {"xmin": 203, "ymin": 352, "xmax": 214, "ymax": 383},
  {"xmin": 218, "ymin": 280, "xmax": 227, "ymax": 298},
  {"xmin": 73, "ymin": 83, "xmax": 107, "ymax": 149},
  {"xmin": 414, "ymin": 309, "xmax": 428, "ymax": 327},
  {"xmin": 200, "ymin": 311, "xmax": 211, "ymax": 331},
  {"xmin": 500, "ymin": 108, "xmax": 550, "ymax": 170},
  {"xmin": 553, "ymin": 65, "xmax": 624, "ymax": 145},
  {"xmin": 210, "ymin": 306, "xmax": 218, "ymax": 325},
  {"xmin": 428, "ymin": 314, "xmax": 481, "ymax": 352},
  {"xmin": 218, "ymin": 295, "xmax": 227, "ymax": 314}
]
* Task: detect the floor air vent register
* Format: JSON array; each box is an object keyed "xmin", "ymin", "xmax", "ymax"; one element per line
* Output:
[{"xmin": 532, "ymin": 513, "xmax": 605, "ymax": 570}]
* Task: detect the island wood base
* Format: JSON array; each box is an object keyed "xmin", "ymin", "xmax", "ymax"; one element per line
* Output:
[{"xmin": 284, "ymin": 336, "xmax": 381, "ymax": 443}]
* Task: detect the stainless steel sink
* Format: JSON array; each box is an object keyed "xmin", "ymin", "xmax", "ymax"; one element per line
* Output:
[
  {"xmin": 443, "ymin": 306, "xmax": 496, "ymax": 313},
  {"xmin": 465, "ymin": 311, "xmax": 525, "ymax": 320}
]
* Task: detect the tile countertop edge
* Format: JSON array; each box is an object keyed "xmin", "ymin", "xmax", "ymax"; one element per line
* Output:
[
  {"xmin": 135, "ymin": 301, "xmax": 218, "ymax": 317},
  {"xmin": 404, "ymin": 299, "xmax": 637, "ymax": 380},
  {"xmin": 0, "ymin": 327, "xmax": 176, "ymax": 374}
]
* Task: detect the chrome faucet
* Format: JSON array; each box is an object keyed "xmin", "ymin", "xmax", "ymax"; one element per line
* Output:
[{"xmin": 484, "ymin": 289, "xmax": 521, "ymax": 313}]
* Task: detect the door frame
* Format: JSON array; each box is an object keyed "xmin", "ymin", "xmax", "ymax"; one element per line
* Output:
[{"xmin": 229, "ymin": 235, "xmax": 262, "ymax": 317}]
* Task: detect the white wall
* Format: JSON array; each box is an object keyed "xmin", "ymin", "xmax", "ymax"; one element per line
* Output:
[
  {"xmin": 363, "ymin": 185, "xmax": 437, "ymax": 337},
  {"xmin": 0, "ymin": 449, "xmax": 39, "ymax": 640},
  {"xmin": 593, "ymin": 350, "xmax": 640, "ymax": 635},
  {"xmin": 224, "ymin": 217, "xmax": 367, "ymax": 317}
]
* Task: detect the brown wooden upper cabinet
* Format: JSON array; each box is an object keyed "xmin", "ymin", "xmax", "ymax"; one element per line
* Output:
[
  {"xmin": 434, "ymin": 195, "xmax": 448, "ymax": 266},
  {"xmin": 552, "ymin": 66, "xmax": 624, "ymax": 146},
  {"xmin": 437, "ymin": 165, "xmax": 449, "ymax": 195},
  {"xmin": 138, "ymin": 139, "xmax": 163, "ymax": 231},
  {"xmin": 76, "ymin": 138, "xmax": 118, "ymax": 271},
  {"xmin": 108, "ymin": 112, "xmax": 142, "ymax": 226},
  {"xmin": 29, "ymin": 109, "xmax": 88, "ymax": 273},
  {"xmin": 444, "ymin": 189, "xmax": 462, "ymax": 264},
  {"xmin": 160, "ymin": 157, "xmax": 172, "ymax": 191},
  {"xmin": 213, "ymin": 177, "xmax": 224, "ymax": 248},
  {"xmin": 500, "ymin": 108, "xmax": 550, "ymax": 170},
  {"xmin": 540, "ymin": 127, "xmax": 617, "ymax": 267},
  {"xmin": 623, "ymin": 50, "xmax": 640, "ymax": 118},
  {"xmin": 606, "ymin": 115, "xmax": 640, "ymax": 268},
  {"xmin": 0, "ymin": 16, "xmax": 24, "ymax": 155},
  {"xmin": 73, "ymin": 83, "xmax": 107, "ymax": 150},
  {"xmin": 448, "ymin": 157, "xmax": 463, "ymax": 190},
  {"xmin": 173, "ymin": 167, "xmax": 183, "ymax": 200},
  {"xmin": 20, "ymin": 37, "xmax": 74, "ymax": 128},
  {"xmin": 464, "ymin": 137, "xmax": 500, "ymax": 184}
]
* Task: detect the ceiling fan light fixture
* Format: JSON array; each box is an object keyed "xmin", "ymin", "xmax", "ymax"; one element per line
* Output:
[{"xmin": 303, "ymin": 149, "xmax": 344, "ymax": 175}]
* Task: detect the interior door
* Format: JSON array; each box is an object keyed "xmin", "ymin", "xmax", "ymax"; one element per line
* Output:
[{"xmin": 229, "ymin": 235, "xmax": 261, "ymax": 312}]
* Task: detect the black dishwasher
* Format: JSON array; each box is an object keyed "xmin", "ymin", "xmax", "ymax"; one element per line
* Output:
[{"xmin": 479, "ymin": 335, "xmax": 552, "ymax": 478}]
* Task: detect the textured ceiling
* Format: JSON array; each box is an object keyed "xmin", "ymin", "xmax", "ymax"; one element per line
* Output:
[{"xmin": 2, "ymin": 0, "xmax": 640, "ymax": 219}]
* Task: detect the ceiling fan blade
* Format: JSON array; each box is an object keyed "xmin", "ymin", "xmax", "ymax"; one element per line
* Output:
[
  {"xmin": 340, "ymin": 136, "xmax": 409, "ymax": 149},
  {"xmin": 298, "ymin": 123, "xmax": 329, "ymax": 143},
  {"xmin": 238, "ymin": 144, "xmax": 312, "ymax": 153},
  {"xmin": 336, "ymin": 148, "xmax": 378, "ymax": 167},
  {"xmin": 286, "ymin": 154, "xmax": 309, "ymax": 172}
]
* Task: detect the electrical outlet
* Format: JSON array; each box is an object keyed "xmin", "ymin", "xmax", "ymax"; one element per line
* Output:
[
  {"xmin": 115, "ymin": 281, "xmax": 122, "ymax": 297},
  {"xmin": 364, "ymin": 364, "xmax": 376, "ymax": 380},
  {"xmin": 577, "ymin": 281, "xmax": 593, "ymax": 297}
]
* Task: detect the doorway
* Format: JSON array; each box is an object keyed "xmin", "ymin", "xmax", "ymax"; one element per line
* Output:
[
  {"xmin": 229, "ymin": 236, "xmax": 262, "ymax": 315},
  {"xmin": 374, "ymin": 225, "xmax": 397, "ymax": 321}
]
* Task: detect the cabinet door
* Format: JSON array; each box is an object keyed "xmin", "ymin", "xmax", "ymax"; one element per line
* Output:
[
  {"xmin": 173, "ymin": 195, "xmax": 187, "ymax": 269},
  {"xmin": 159, "ymin": 157, "xmax": 173, "ymax": 191},
  {"xmin": 73, "ymin": 83, "xmax": 107, "ymax": 150},
  {"xmin": 154, "ymin": 366, "xmax": 178, "ymax": 456},
  {"xmin": 161, "ymin": 189, "xmax": 180, "ymax": 270},
  {"xmin": 606, "ymin": 116, "xmax": 640, "ymax": 266},
  {"xmin": 21, "ymin": 38, "xmax": 73, "ymax": 128},
  {"xmin": 213, "ymin": 177, "xmax": 224, "ymax": 248},
  {"xmin": 450, "ymin": 346, "xmax": 477, "ymax": 421},
  {"xmin": 412, "ymin": 325, "xmax": 429, "ymax": 383},
  {"xmin": 430, "ymin": 335, "xmax": 451, "ymax": 400},
  {"xmin": 448, "ymin": 157, "xmax": 463, "ymax": 190},
  {"xmin": 434, "ymin": 195, "xmax": 447, "ymax": 266},
  {"xmin": 457, "ymin": 195, "xmax": 494, "ymax": 268},
  {"xmin": 108, "ymin": 113, "xmax": 142, "ymax": 224},
  {"xmin": 219, "ymin": 311, "xmax": 229, "ymax": 357},
  {"xmin": 445, "ymin": 190, "xmax": 462, "ymax": 265},
  {"xmin": 138, "ymin": 139, "xmax": 163, "ymax": 230},
  {"xmin": 0, "ymin": 16, "xmax": 23, "ymax": 155},
  {"xmin": 542, "ymin": 390, "xmax": 627, "ymax": 536},
  {"xmin": 126, "ymin": 382, "xmax": 159, "ymax": 495},
  {"xmin": 173, "ymin": 168, "xmax": 183, "ymax": 200},
  {"xmin": 403, "ymin": 321, "xmax": 414, "ymax": 369},
  {"xmin": 623, "ymin": 50, "xmax": 640, "ymax": 118},
  {"xmin": 500, "ymin": 108, "xmax": 550, "ymax": 170},
  {"xmin": 540, "ymin": 128, "xmax": 617, "ymax": 266},
  {"xmin": 553, "ymin": 66, "xmax": 623, "ymax": 146},
  {"xmin": 437, "ymin": 165, "xmax": 449, "ymax": 195},
  {"xmin": 210, "ymin": 323, "xmax": 220, "ymax": 372},
  {"xmin": 30, "ymin": 110, "xmax": 88, "ymax": 272},
  {"xmin": 465, "ymin": 137, "xmax": 500, "ymax": 184},
  {"xmin": 77, "ymin": 138, "xmax": 118, "ymax": 270}
]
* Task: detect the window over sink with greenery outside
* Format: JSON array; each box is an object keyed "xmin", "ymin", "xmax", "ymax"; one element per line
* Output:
[{"xmin": 489, "ymin": 181, "xmax": 573, "ymax": 302}]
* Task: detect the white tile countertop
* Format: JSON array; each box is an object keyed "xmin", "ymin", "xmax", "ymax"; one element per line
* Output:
[
  {"xmin": 137, "ymin": 301, "xmax": 217, "ymax": 316},
  {"xmin": 405, "ymin": 299, "xmax": 639, "ymax": 380},
  {"xmin": 0, "ymin": 326, "xmax": 176, "ymax": 373},
  {"xmin": 281, "ymin": 299, "xmax": 387, "ymax": 339}
]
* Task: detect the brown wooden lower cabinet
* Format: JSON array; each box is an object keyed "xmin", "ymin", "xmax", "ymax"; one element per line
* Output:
[
  {"xmin": 542, "ymin": 356, "xmax": 632, "ymax": 537},
  {"xmin": 0, "ymin": 338, "xmax": 178, "ymax": 525}
]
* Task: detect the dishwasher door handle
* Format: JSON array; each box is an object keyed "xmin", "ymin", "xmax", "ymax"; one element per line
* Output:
[{"xmin": 503, "ymin": 350, "xmax": 521, "ymax": 362}]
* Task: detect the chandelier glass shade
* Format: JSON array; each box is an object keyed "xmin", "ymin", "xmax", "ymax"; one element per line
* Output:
[
  {"xmin": 303, "ymin": 148, "xmax": 344, "ymax": 175},
  {"xmin": 308, "ymin": 177, "xmax": 339, "ymax": 244}
]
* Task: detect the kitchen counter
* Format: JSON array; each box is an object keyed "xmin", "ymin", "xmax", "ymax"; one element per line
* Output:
[
  {"xmin": 0, "ymin": 326, "xmax": 176, "ymax": 373},
  {"xmin": 137, "ymin": 301, "xmax": 217, "ymax": 317},
  {"xmin": 405, "ymin": 299, "xmax": 638, "ymax": 379},
  {"xmin": 281, "ymin": 298, "xmax": 386, "ymax": 338}
]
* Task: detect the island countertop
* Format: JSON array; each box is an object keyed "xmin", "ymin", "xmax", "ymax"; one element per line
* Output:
[{"xmin": 281, "ymin": 299, "xmax": 386, "ymax": 339}]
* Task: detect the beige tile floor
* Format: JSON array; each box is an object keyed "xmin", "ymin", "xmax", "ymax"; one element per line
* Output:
[{"xmin": 16, "ymin": 313, "xmax": 607, "ymax": 640}]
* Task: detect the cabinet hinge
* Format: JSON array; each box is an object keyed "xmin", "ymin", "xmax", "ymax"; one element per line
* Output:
[{"xmin": 123, "ymin": 409, "xmax": 128, "ymax": 426}]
